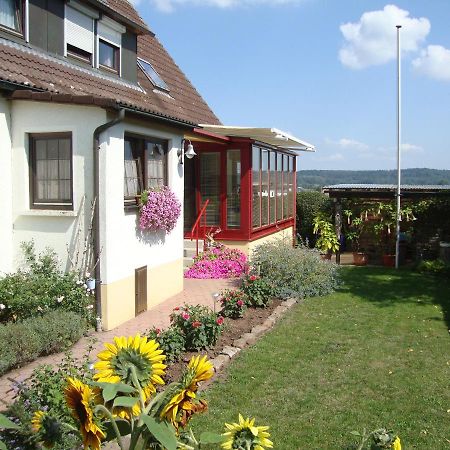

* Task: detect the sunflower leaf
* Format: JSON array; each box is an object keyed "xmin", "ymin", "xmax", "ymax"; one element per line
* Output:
[
  {"xmin": 93, "ymin": 382, "xmax": 136, "ymax": 402},
  {"xmin": 199, "ymin": 431, "xmax": 226, "ymax": 444},
  {"xmin": 113, "ymin": 396, "xmax": 140, "ymax": 408},
  {"xmin": 141, "ymin": 416, "xmax": 178, "ymax": 450},
  {"xmin": 0, "ymin": 414, "xmax": 20, "ymax": 429},
  {"xmin": 103, "ymin": 420, "xmax": 132, "ymax": 440}
]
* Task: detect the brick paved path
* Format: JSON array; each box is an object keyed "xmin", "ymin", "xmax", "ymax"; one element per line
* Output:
[{"xmin": 0, "ymin": 278, "xmax": 239, "ymax": 407}]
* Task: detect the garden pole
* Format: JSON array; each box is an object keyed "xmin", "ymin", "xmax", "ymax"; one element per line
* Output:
[{"xmin": 395, "ymin": 25, "xmax": 402, "ymax": 269}]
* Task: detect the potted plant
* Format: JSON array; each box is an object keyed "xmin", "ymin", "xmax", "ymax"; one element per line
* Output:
[
  {"xmin": 345, "ymin": 215, "xmax": 368, "ymax": 266},
  {"xmin": 313, "ymin": 214, "xmax": 339, "ymax": 260}
]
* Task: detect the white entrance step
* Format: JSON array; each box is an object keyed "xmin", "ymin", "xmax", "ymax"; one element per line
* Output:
[{"xmin": 183, "ymin": 238, "xmax": 204, "ymax": 270}]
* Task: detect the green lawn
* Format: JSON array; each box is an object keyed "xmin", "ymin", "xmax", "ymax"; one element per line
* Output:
[{"xmin": 193, "ymin": 267, "xmax": 450, "ymax": 449}]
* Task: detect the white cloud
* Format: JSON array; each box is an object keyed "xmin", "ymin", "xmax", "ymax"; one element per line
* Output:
[
  {"xmin": 141, "ymin": 0, "xmax": 304, "ymax": 12},
  {"xmin": 318, "ymin": 153, "xmax": 344, "ymax": 162},
  {"xmin": 325, "ymin": 137, "xmax": 369, "ymax": 151},
  {"xmin": 412, "ymin": 45, "xmax": 450, "ymax": 82},
  {"xmin": 401, "ymin": 143, "xmax": 423, "ymax": 153},
  {"xmin": 339, "ymin": 4, "xmax": 430, "ymax": 69}
]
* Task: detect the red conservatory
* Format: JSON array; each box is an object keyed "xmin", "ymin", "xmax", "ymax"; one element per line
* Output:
[{"xmin": 183, "ymin": 126, "xmax": 315, "ymax": 254}]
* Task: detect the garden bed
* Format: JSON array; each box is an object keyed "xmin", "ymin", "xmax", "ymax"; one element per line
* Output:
[{"xmin": 163, "ymin": 298, "xmax": 282, "ymax": 384}]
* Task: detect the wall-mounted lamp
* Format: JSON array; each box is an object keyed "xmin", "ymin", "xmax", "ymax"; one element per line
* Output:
[{"xmin": 177, "ymin": 139, "xmax": 197, "ymax": 165}]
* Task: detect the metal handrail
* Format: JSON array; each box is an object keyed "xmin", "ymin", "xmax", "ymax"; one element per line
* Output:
[{"xmin": 191, "ymin": 199, "xmax": 210, "ymax": 256}]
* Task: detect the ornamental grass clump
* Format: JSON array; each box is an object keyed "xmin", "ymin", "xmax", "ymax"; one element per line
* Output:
[
  {"xmin": 139, "ymin": 187, "xmax": 181, "ymax": 233},
  {"xmin": 184, "ymin": 244, "xmax": 248, "ymax": 279},
  {"xmin": 0, "ymin": 333, "xmax": 273, "ymax": 450},
  {"xmin": 251, "ymin": 239, "xmax": 340, "ymax": 299}
]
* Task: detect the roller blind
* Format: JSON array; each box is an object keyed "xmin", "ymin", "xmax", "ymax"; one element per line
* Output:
[
  {"xmin": 98, "ymin": 20, "xmax": 122, "ymax": 47},
  {"xmin": 65, "ymin": 6, "xmax": 93, "ymax": 54}
]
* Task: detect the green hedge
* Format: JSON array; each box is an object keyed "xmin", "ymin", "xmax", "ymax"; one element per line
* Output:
[{"xmin": 0, "ymin": 310, "xmax": 89, "ymax": 376}]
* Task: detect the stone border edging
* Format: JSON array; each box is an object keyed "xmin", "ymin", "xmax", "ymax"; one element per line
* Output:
[{"xmin": 209, "ymin": 298, "xmax": 298, "ymax": 373}]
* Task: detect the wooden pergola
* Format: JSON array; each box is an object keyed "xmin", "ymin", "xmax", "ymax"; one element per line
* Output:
[{"xmin": 322, "ymin": 184, "xmax": 450, "ymax": 264}]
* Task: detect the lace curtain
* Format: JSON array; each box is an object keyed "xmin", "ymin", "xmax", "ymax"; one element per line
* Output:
[{"xmin": 0, "ymin": 0, "xmax": 18, "ymax": 30}]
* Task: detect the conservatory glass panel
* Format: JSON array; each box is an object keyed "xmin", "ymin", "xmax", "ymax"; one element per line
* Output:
[
  {"xmin": 200, "ymin": 152, "xmax": 220, "ymax": 226},
  {"xmin": 283, "ymin": 154, "xmax": 289, "ymax": 219},
  {"xmin": 261, "ymin": 149, "xmax": 269, "ymax": 226},
  {"xmin": 269, "ymin": 151, "xmax": 276, "ymax": 224},
  {"xmin": 276, "ymin": 153, "xmax": 282, "ymax": 220},
  {"xmin": 252, "ymin": 146, "xmax": 261, "ymax": 229},
  {"xmin": 227, "ymin": 150, "xmax": 241, "ymax": 229}
]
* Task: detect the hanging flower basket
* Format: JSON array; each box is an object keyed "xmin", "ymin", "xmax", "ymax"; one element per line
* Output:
[{"xmin": 139, "ymin": 187, "xmax": 181, "ymax": 233}]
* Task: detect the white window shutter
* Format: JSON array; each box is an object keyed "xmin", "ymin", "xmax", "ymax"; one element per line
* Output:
[
  {"xmin": 65, "ymin": 6, "xmax": 93, "ymax": 54},
  {"xmin": 98, "ymin": 17, "xmax": 124, "ymax": 47}
]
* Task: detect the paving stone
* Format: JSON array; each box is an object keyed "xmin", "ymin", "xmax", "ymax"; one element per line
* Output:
[
  {"xmin": 251, "ymin": 325, "xmax": 268, "ymax": 336},
  {"xmin": 233, "ymin": 337, "xmax": 248, "ymax": 349},
  {"xmin": 262, "ymin": 317, "xmax": 276, "ymax": 329},
  {"xmin": 284, "ymin": 298, "xmax": 297, "ymax": 308},
  {"xmin": 221, "ymin": 346, "xmax": 240, "ymax": 358},
  {"xmin": 212, "ymin": 354, "xmax": 230, "ymax": 371},
  {"xmin": 241, "ymin": 332, "xmax": 257, "ymax": 345}
]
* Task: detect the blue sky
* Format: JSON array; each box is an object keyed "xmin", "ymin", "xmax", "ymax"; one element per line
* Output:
[{"xmin": 133, "ymin": 0, "xmax": 450, "ymax": 171}]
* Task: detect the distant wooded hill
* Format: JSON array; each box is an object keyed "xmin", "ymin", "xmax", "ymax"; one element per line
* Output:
[{"xmin": 297, "ymin": 169, "xmax": 450, "ymax": 189}]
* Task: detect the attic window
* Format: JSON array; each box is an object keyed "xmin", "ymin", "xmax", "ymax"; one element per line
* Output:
[{"xmin": 137, "ymin": 57, "xmax": 169, "ymax": 92}]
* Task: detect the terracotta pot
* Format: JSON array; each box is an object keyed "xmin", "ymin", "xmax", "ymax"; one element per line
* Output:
[
  {"xmin": 353, "ymin": 252, "xmax": 368, "ymax": 266},
  {"xmin": 320, "ymin": 253, "xmax": 332, "ymax": 261},
  {"xmin": 382, "ymin": 254, "xmax": 396, "ymax": 267}
]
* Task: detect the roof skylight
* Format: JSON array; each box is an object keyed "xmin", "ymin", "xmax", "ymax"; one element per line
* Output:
[{"xmin": 137, "ymin": 57, "xmax": 169, "ymax": 92}]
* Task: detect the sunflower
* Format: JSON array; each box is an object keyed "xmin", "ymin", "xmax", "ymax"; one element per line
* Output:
[
  {"xmin": 31, "ymin": 411, "xmax": 61, "ymax": 448},
  {"xmin": 93, "ymin": 335, "xmax": 166, "ymax": 418},
  {"xmin": 159, "ymin": 355, "xmax": 213, "ymax": 429},
  {"xmin": 222, "ymin": 414, "xmax": 273, "ymax": 450},
  {"xmin": 65, "ymin": 377, "xmax": 105, "ymax": 450}
]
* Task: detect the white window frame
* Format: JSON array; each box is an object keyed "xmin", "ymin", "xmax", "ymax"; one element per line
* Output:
[
  {"xmin": 96, "ymin": 16, "xmax": 124, "ymax": 76},
  {"xmin": 64, "ymin": 1, "xmax": 98, "ymax": 67}
]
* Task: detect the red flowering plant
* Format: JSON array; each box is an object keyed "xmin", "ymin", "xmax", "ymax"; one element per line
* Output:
[
  {"xmin": 184, "ymin": 243, "xmax": 248, "ymax": 279},
  {"xmin": 241, "ymin": 272, "xmax": 274, "ymax": 308},
  {"xmin": 170, "ymin": 304, "xmax": 224, "ymax": 351},
  {"xmin": 219, "ymin": 289, "xmax": 248, "ymax": 319},
  {"xmin": 139, "ymin": 187, "xmax": 181, "ymax": 233}
]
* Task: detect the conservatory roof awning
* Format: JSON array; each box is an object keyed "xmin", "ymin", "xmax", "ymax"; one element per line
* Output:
[{"xmin": 198, "ymin": 125, "xmax": 315, "ymax": 152}]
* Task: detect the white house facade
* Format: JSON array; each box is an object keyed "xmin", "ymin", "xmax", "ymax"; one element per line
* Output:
[{"xmin": 0, "ymin": 0, "xmax": 221, "ymax": 330}]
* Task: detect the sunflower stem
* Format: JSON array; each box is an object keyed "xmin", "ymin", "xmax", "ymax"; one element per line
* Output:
[
  {"xmin": 130, "ymin": 366, "xmax": 146, "ymax": 413},
  {"xmin": 128, "ymin": 424, "xmax": 144, "ymax": 450},
  {"xmin": 61, "ymin": 422, "xmax": 78, "ymax": 433},
  {"xmin": 95, "ymin": 405, "xmax": 125, "ymax": 450}
]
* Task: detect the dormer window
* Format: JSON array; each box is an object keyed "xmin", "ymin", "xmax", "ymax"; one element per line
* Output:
[
  {"xmin": 97, "ymin": 17, "xmax": 124, "ymax": 75},
  {"xmin": 0, "ymin": 0, "xmax": 23, "ymax": 34},
  {"xmin": 65, "ymin": 3, "xmax": 97, "ymax": 65},
  {"xmin": 99, "ymin": 39, "xmax": 119, "ymax": 72}
]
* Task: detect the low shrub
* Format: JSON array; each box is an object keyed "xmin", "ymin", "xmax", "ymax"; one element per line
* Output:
[
  {"xmin": 184, "ymin": 243, "xmax": 248, "ymax": 279},
  {"xmin": 169, "ymin": 304, "xmax": 224, "ymax": 351},
  {"xmin": 147, "ymin": 326, "xmax": 185, "ymax": 363},
  {"xmin": 251, "ymin": 239, "xmax": 340, "ymax": 299},
  {"xmin": 219, "ymin": 289, "xmax": 248, "ymax": 318},
  {"xmin": 0, "ymin": 242, "xmax": 95, "ymax": 325},
  {"xmin": 2, "ymin": 350, "xmax": 93, "ymax": 450},
  {"xmin": 416, "ymin": 259, "xmax": 450, "ymax": 276},
  {"xmin": 241, "ymin": 274, "xmax": 274, "ymax": 307},
  {"xmin": 0, "ymin": 310, "xmax": 89, "ymax": 376}
]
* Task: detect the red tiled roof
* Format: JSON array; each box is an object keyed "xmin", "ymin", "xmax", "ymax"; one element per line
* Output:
[
  {"xmin": 0, "ymin": 9, "xmax": 221, "ymax": 127},
  {"xmin": 95, "ymin": 0, "xmax": 149, "ymax": 33}
]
